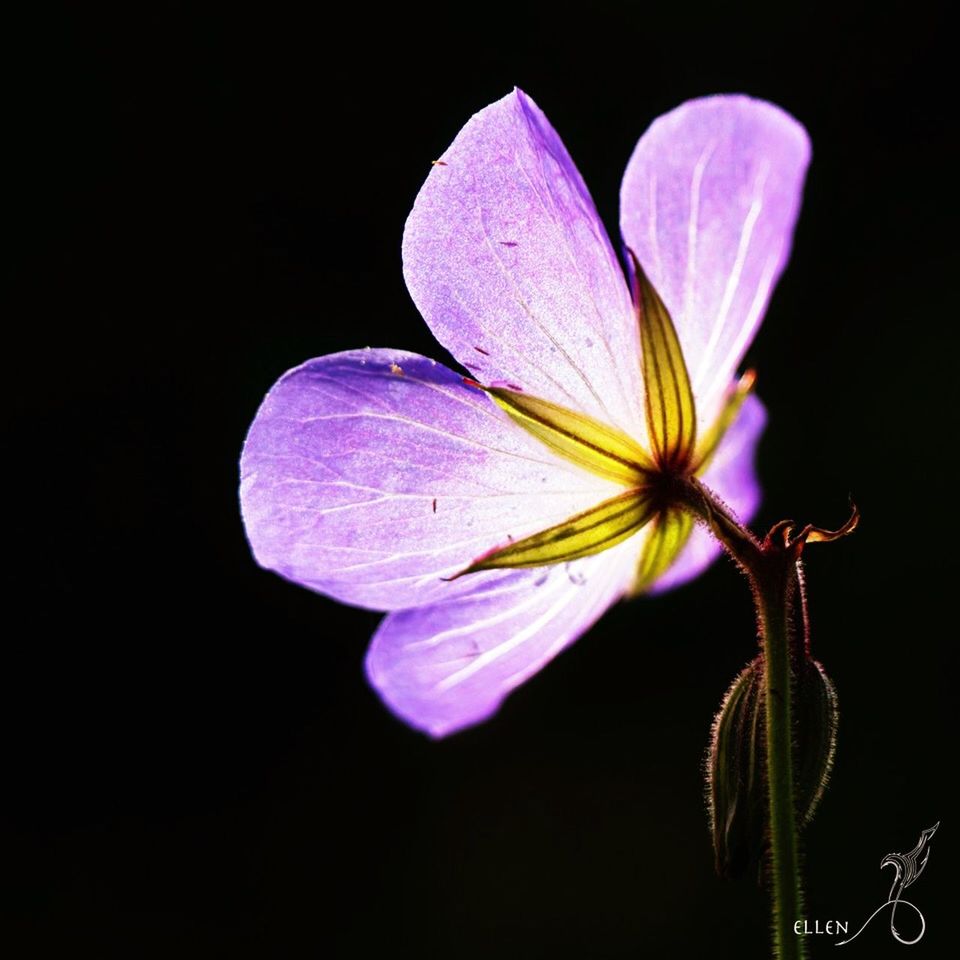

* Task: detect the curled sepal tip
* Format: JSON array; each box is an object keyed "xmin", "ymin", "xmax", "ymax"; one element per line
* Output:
[{"xmin": 766, "ymin": 501, "xmax": 860, "ymax": 556}]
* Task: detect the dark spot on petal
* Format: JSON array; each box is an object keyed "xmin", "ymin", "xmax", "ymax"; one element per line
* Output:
[
  {"xmin": 499, "ymin": 240, "xmax": 518, "ymax": 247},
  {"xmin": 432, "ymin": 498, "xmax": 437, "ymax": 513},
  {"xmin": 474, "ymin": 346, "xmax": 490, "ymax": 356}
]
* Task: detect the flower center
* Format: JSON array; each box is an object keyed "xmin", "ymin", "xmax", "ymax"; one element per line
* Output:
[{"xmin": 452, "ymin": 263, "xmax": 756, "ymax": 589}]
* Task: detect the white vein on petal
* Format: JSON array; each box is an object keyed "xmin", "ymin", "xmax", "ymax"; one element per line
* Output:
[
  {"xmin": 509, "ymin": 138, "xmax": 632, "ymax": 429},
  {"xmin": 693, "ymin": 159, "xmax": 771, "ymax": 395},
  {"xmin": 429, "ymin": 543, "xmax": 634, "ymax": 694},
  {"xmin": 275, "ymin": 478, "xmax": 602, "ymax": 500},
  {"xmin": 710, "ymin": 247, "xmax": 781, "ymax": 403},
  {"xmin": 647, "ymin": 172, "xmax": 664, "ymax": 281},
  {"xmin": 274, "ymin": 362, "xmax": 626, "ymax": 485},
  {"xmin": 270, "ymin": 411, "xmax": 596, "ymax": 468},
  {"xmin": 404, "ymin": 574, "xmax": 567, "ymax": 654},
  {"xmin": 430, "ymin": 583, "xmax": 582, "ymax": 693},
  {"xmin": 446, "ymin": 281, "xmax": 587, "ymax": 410},
  {"xmin": 497, "ymin": 567, "xmax": 620, "ymax": 690},
  {"xmin": 683, "ymin": 140, "xmax": 717, "ymax": 329},
  {"xmin": 476, "ymin": 195, "xmax": 613, "ymax": 420}
]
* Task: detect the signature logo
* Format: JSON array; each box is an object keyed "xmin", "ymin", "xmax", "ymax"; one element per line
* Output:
[{"xmin": 837, "ymin": 821, "xmax": 939, "ymax": 946}]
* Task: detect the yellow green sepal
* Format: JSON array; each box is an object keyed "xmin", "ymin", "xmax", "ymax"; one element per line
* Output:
[
  {"xmin": 486, "ymin": 387, "xmax": 654, "ymax": 485},
  {"xmin": 630, "ymin": 251, "xmax": 697, "ymax": 472},
  {"xmin": 693, "ymin": 369, "xmax": 756, "ymax": 472},
  {"xmin": 631, "ymin": 507, "xmax": 695, "ymax": 595},
  {"xmin": 631, "ymin": 370, "xmax": 759, "ymax": 594},
  {"xmin": 453, "ymin": 487, "xmax": 656, "ymax": 575}
]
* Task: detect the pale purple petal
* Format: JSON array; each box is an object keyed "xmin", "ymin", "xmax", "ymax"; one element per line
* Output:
[
  {"xmin": 621, "ymin": 96, "xmax": 810, "ymax": 427},
  {"xmin": 240, "ymin": 349, "xmax": 621, "ymax": 611},
  {"xmin": 649, "ymin": 393, "xmax": 767, "ymax": 594},
  {"xmin": 403, "ymin": 88, "xmax": 645, "ymax": 440},
  {"xmin": 365, "ymin": 538, "xmax": 641, "ymax": 737}
]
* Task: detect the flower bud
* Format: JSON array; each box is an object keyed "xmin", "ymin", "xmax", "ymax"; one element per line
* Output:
[
  {"xmin": 707, "ymin": 656, "xmax": 839, "ymax": 878},
  {"xmin": 794, "ymin": 658, "xmax": 838, "ymax": 825},
  {"xmin": 707, "ymin": 657, "xmax": 766, "ymax": 879}
]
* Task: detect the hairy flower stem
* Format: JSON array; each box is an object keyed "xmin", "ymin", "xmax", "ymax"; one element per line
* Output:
[
  {"xmin": 677, "ymin": 478, "xmax": 805, "ymax": 960},
  {"xmin": 755, "ymin": 564, "xmax": 805, "ymax": 960}
]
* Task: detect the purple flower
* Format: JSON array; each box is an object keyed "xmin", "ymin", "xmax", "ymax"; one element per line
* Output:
[{"xmin": 240, "ymin": 90, "xmax": 810, "ymax": 737}]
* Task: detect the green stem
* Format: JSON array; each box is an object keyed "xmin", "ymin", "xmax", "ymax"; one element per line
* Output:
[
  {"xmin": 679, "ymin": 478, "xmax": 805, "ymax": 960},
  {"xmin": 756, "ymin": 569, "xmax": 805, "ymax": 960}
]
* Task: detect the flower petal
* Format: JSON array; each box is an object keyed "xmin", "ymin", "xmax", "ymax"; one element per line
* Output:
[
  {"xmin": 365, "ymin": 539, "xmax": 641, "ymax": 737},
  {"xmin": 647, "ymin": 393, "xmax": 767, "ymax": 594},
  {"xmin": 621, "ymin": 96, "xmax": 810, "ymax": 426},
  {"xmin": 239, "ymin": 349, "xmax": 621, "ymax": 611},
  {"xmin": 403, "ymin": 88, "xmax": 644, "ymax": 439}
]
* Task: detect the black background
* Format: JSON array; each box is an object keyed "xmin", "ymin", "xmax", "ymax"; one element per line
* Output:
[{"xmin": 3, "ymin": 4, "xmax": 955, "ymax": 957}]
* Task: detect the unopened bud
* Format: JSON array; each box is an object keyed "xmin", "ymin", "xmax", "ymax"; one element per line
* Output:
[
  {"xmin": 794, "ymin": 658, "xmax": 838, "ymax": 825},
  {"xmin": 707, "ymin": 657, "xmax": 766, "ymax": 879},
  {"xmin": 707, "ymin": 656, "xmax": 839, "ymax": 879}
]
